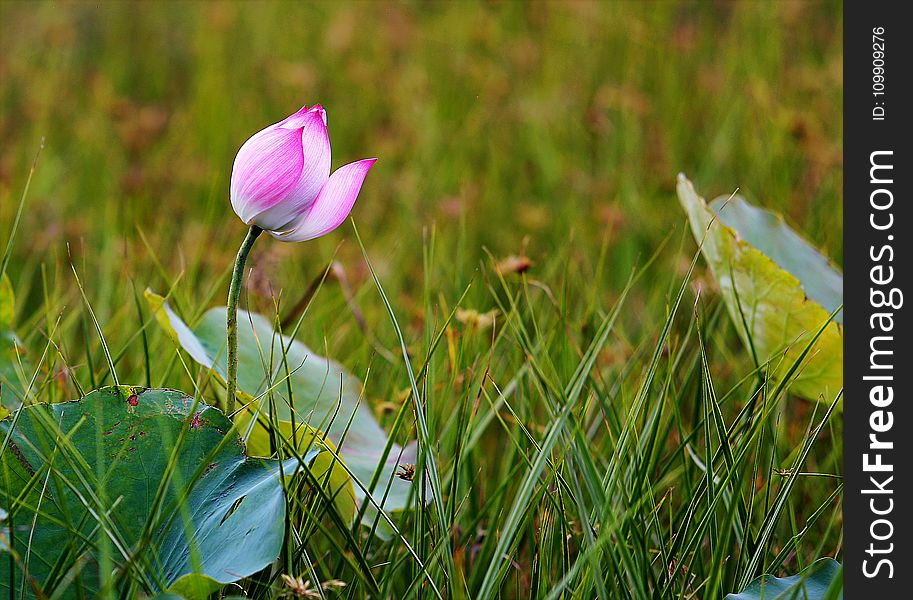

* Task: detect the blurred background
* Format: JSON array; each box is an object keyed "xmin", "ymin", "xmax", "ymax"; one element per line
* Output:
[{"xmin": 0, "ymin": 0, "xmax": 842, "ymax": 388}]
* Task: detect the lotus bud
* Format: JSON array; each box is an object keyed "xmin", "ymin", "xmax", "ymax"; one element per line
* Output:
[{"xmin": 230, "ymin": 104, "xmax": 375, "ymax": 241}]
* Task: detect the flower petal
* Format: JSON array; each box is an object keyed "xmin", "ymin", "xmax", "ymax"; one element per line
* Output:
[
  {"xmin": 278, "ymin": 105, "xmax": 309, "ymax": 129},
  {"xmin": 230, "ymin": 124, "xmax": 304, "ymax": 231},
  {"xmin": 307, "ymin": 104, "xmax": 328, "ymax": 126},
  {"xmin": 272, "ymin": 159, "xmax": 376, "ymax": 242},
  {"xmin": 279, "ymin": 104, "xmax": 327, "ymax": 130},
  {"xmin": 279, "ymin": 108, "xmax": 332, "ymax": 213}
]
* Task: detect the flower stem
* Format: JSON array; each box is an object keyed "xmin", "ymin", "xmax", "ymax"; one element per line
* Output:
[{"xmin": 226, "ymin": 225, "xmax": 262, "ymax": 413}]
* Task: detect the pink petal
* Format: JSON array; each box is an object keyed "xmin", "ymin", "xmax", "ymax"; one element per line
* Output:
[
  {"xmin": 278, "ymin": 105, "xmax": 310, "ymax": 129},
  {"xmin": 271, "ymin": 158, "xmax": 376, "ymax": 242},
  {"xmin": 306, "ymin": 104, "xmax": 328, "ymax": 126},
  {"xmin": 230, "ymin": 124, "xmax": 304, "ymax": 231},
  {"xmin": 279, "ymin": 108, "xmax": 332, "ymax": 213},
  {"xmin": 279, "ymin": 105, "xmax": 326, "ymax": 129}
]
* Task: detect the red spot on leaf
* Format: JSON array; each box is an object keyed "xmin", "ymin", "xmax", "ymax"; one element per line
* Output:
[
  {"xmin": 127, "ymin": 394, "xmax": 138, "ymax": 407},
  {"xmin": 190, "ymin": 411, "xmax": 202, "ymax": 430}
]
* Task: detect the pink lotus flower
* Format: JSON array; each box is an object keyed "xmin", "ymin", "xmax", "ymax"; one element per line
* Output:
[{"xmin": 230, "ymin": 104, "xmax": 375, "ymax": 242}]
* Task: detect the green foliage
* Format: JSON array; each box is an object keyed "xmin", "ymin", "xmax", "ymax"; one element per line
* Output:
[
  {"xmin": 726, "ymin": 559, "xmax": 842, "ymax": 600},
  {"xmin": 0, "ymin": 274, "xmax": 29, "ymax": 414},
  {"xmin": 677, "ymin": 175, "xmax": 842, "ymax": 403},
  {"xmin": 0, "ymin": 274, "xmax": 13, "ymax": 327},
  {"xmin": 0, "ymin": 386, "xmax": 311, "ymax": 598},
  {"xmin": 145, "ymin": 291, "xmax": 420, "ymax": 532},
  {"xmin": 706, "ymin": 196, "xmax": 842, "ymax": 323}
]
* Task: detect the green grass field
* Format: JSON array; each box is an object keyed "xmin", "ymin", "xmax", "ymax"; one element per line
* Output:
[{"xmin": 1, "ymin": 2, "xmax": 843, "ymax": 598}]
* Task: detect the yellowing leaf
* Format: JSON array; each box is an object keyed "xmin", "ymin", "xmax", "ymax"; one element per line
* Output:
[
  {"xmin": 677, "ymin": 174, "xmax": 842, "ymax": 403},
  {"xmin": 0, "ymin": 274, "xmax": 13, "ymax": 328},
  {"xmin": 0, "ymin": 275, "xmax": 29, "ymax": 414},
  {"xmin": 233, "ymin": 402, "xmax": 357, "ymax": 524},
  {"xmin": 145, "ymin": 290, "xmax": 355, "ymax": 523},
  {"xmin": 145, "ymin": 290, "xmax": 420, "ymax": 532}
]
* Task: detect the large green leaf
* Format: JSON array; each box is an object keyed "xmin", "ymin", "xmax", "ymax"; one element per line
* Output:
[
  {"xmin": 726, "ymin": 559, "xmax": 842, "ymax": 599},
  {"xmin": 677, "ymin": 175, "xmax": 842, "ymax": 403},
  {"xmin": 145, "ymin": 292, "xmax": 420, "ymax": 531},
  {"xmin": 0, "ymin": 274, "xmax": 30, "ymax": 416},
  {"xmin": 1, "ymin": 386, "xmax": 313, "ymax": 598}
]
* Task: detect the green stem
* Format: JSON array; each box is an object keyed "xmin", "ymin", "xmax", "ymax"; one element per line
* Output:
[{"xmin": 226, "ymin": 225, "xmax": 262, "ymax": 413}]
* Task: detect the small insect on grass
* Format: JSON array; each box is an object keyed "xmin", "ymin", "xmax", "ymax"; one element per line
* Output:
[{"xmin": 397, "ymin": 463, "xmax": 416, "ymax": 482}]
